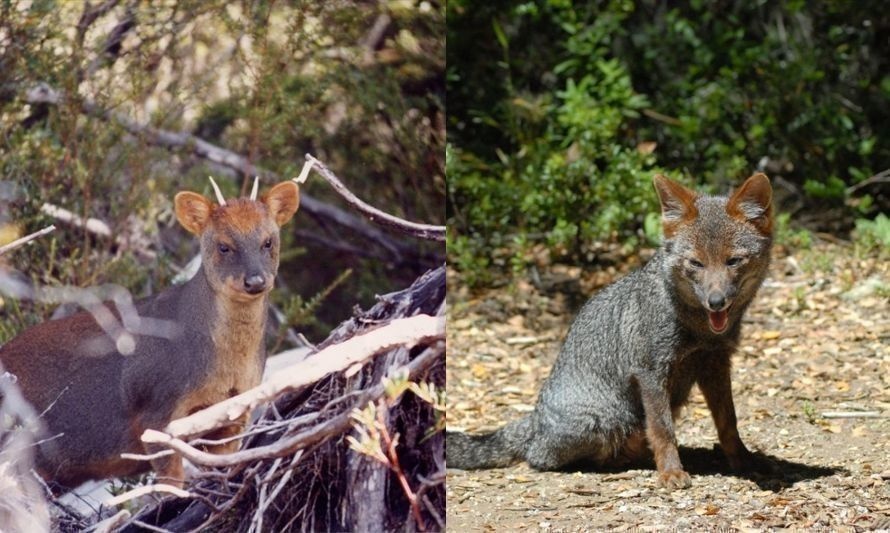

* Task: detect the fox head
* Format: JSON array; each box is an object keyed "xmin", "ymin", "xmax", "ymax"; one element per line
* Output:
[
  {"xmin": 174, "ymin": 179, "xmax": 300, "ymax": 302},
  {"xmin": 653, "ymin": 173, "xmax": 773, "ymax": 335}
]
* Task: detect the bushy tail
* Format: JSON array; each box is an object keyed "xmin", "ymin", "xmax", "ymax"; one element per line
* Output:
[{"xmin": 446, "ymin": 417, "xmax": 532, "ymax": 469}]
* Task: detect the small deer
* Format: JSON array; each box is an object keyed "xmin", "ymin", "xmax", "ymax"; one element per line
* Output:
[{"xmin": 0, "ymin": 177, "xmax": 299, "ymax": 490}]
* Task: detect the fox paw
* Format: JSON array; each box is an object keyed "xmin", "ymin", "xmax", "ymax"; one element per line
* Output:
[{"xmin": 657, "ymin": 469, "xmax": 692, "ymax": 490}]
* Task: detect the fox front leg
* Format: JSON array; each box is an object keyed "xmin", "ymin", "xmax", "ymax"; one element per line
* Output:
[
  {"xmin": 636, "ymin": 375, "xmax": 692, "ymax": 490},
  {"xmin": 696, "ymin": 357, "xmax": 762, "ymax": 472}
]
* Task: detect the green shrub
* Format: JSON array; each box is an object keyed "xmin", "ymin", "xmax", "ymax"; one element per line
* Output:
[
  {"xmin": 447, "ymin": 1, "xmax": 890, "ymax": 287},
  {"xmin": 854, "ymin": 213, "xmax": 890, "ymax": 257}
]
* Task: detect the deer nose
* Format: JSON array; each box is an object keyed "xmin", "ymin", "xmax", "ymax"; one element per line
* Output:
[
  {"xmin": 243, "ymin": 274, "xmax": 267, "ymax": 294},
  {"xmin": 707, "ymin": 293, "xmax": 726, "ymax": 311}
]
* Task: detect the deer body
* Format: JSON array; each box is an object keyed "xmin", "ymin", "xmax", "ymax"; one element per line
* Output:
[{"xmin": 0, "ymin": 180, "xmax": 299, "ymax": 490}]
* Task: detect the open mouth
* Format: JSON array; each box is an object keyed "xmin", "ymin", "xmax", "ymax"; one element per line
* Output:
[{"xmin": 707, "ymin": 308, "xmax": 730, "ymax": 333}]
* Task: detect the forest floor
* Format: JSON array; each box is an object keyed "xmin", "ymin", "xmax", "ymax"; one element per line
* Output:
[{"xmin": 446, "ymin": 240, "xmax": 889, "ymax": 531}]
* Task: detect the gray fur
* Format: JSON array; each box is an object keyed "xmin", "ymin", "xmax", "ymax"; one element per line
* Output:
[{"xmin": 447, "ymin": 179, "xmax": 772, "ymax": 472}]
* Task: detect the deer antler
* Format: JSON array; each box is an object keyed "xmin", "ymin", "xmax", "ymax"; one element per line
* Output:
[
  {"xmin": 207, "ymin": 176, "xmax": 227, "ymax": 206},
  {"xmin": 249, "ymin": 177, "xmax": 259, "ymax": 201}
]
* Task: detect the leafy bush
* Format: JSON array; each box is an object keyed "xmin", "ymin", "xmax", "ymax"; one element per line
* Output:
[
  {"xmin": 447, "ymin": 0, "xmax": 890, "ymax": 286},
  {"xmin": 854, "ymin": 213, "xmax": 890, "ymax": 257},
  {"xmin": 1, "ymin": 1, "xmax": 444, "ymax": 341},
  {"xmin": 447, "ymin": 2, "xmax": 664, "ymax": 278}
]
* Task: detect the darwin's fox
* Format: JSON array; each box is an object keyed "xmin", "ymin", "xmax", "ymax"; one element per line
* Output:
[{"xmin": 447, "ymin": 173, "xmax": 773, "ymax": 489}]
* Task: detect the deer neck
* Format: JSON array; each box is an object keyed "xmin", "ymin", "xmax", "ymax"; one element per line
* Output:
[{"xmin": 211, "ymin": 291, "xmax": 267, "ymax": 364}]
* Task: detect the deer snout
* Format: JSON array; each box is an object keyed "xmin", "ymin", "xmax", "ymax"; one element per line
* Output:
[{"xmin": 243, "ymin": 274, "xmax": 268, "ymax": 294}]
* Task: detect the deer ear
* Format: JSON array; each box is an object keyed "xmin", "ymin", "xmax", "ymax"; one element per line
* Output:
[
  {"xmin": 727, "ymin": 173, "xmax": 772, "ymax": 235},
  {"xmin": 653, "ymin": 174, "xmax": 698, "ymax": 238},
  {"xmin": 175, "ymin": 192, "xmax": 213, "ymax": 235},
  {"xmin": 263, "ymin": 181, "xmax": 300, "ymax": 226}
]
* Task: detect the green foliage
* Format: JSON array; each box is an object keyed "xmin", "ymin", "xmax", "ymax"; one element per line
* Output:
[
  {"xmin": 801, "ymin": 400, "xmax": 817, "ymax": 425},
  {"xmin": 774, "ymin": 212, "xmax": 813, "ymax": 249},
  {"xmin": 854, "ymin": 213, "xmax": 890, "ymax": 257},
  {"xmin": 272, "ymin": 269, "xmax": 353, "ymax": 348},
  {"xmin": 448, "ymin": 1, "xmax": 890, "ymax": 286},
  {"xmin": 447, "ymin": 3, "xmax": 662, "ymax": 282},
  {"xmin": 623, "ymin": 2, "xmax": 889, "ymax": 199},
  {"xmin": 1, "ymin": 1, "xmax": 444, "ymax": 342}
]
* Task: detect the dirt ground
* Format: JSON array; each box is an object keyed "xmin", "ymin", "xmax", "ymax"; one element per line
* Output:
[{"xmin": 446, "ymin": 241, "xmax": 890, "ymax": 531}]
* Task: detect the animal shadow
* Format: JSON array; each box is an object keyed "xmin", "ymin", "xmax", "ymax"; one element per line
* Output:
[
  {"xmin": 678, "ymin": 444, "xmax": 843, "ymax": 491},
  {"xmin": 570, "ymin": 444, "xmax": 843, "ymax": 492}
]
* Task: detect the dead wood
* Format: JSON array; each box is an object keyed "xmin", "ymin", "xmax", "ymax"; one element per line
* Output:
[
  {"xmin": 116, "ymin": 265, "xmax": 445, "ymax": 532},
  {"xmin": 0, "ymin": 224, "xmax": 56, "ymax": 256},
  {"xmin": 303, "ymin": 154, "xmax": 446, "ymax": 242}
]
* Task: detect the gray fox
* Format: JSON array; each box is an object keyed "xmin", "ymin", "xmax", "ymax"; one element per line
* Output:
[{"xmin": 447, "ymin": 173, "xmax": 773, "ymax": 489}]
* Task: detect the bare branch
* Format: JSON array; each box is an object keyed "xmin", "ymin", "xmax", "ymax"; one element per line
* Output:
[
  {"xmin": 22, "ymin": 84, "xmax": 418, "ymax": 261},
  {"xmin": 846, "ymin": 168, "xmax": 890, "ymax": 195},
  {"xmin": 76, "ymin": 0, "xmax": 123, "ymax": 47},
  {"xmin": 105, "ymin": 484, "xmax": 192, "ymax": 507},
  {"xmin": 0, "ymin": 225, "xmax": 55, "ymax": 256},
  {"xmin": 39, "ymin": 202, "xmax": 157, "ymax": 261},
  {"xmin": 303, "ymin": 154, "xmax": 446, "ymax": 242},
  {"xmin": 93, "ymin": 509, "xmax": 131, "ymax": 533},
  {"xmin": 40, "ymin": 203, "xmax": 111, "ymax": 237},
  {"xmin": 156, "ymin": 314, "xmax": 444, "ymax": 441},
  {"xmin": 128, "ymin": 341, "xmax": 442, "ymax": 468}
]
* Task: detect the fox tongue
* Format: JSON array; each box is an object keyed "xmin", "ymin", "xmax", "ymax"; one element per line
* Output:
[{"xmin": 708, "ymin": 310, "xmax": 729, "ymax": 333}]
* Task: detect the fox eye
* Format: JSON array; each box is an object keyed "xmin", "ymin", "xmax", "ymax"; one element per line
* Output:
[
  {"xmin": 726, "ymin": 257, "xmax": 743, "ymax": 267},
  {"xmin": 263, "ymin": 238, "xmax": 273, "ymax": 249},
  {"xmin": 689, "ymin": 258, "xmax": 704, "ymax": 268},
  {"xmin": 218, "ymin": 243, "xmax": 231, "ymax": 254}
]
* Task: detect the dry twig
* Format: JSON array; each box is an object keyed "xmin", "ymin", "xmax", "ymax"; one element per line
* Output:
[
  {"xmin": 22, "ymin": 83, "xmax": 415, "ymax": 260},
  {"xmin": 302, "ymin": 154, "xmax": 446, "ymax": 241},
  {"xmin": 0, "ymin": 225, "xmax": 55, "ymax": 256},
  {"xmin": 105, "ymin": 484, "xmax": 192, "ymax": 507},
  {"xmin": 156, "ymin": 314, "xmax": 444, "ymax": 442}
]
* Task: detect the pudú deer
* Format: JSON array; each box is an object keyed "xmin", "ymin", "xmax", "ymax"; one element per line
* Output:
[{"xmin": 0, "ymin": 177, "xmax": 300, "ymax": 491}]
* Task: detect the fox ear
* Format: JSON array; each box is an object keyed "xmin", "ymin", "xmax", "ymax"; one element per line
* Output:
[
  {"xmin": 175, "ymin": 192, "xmax": 214, "ymax": 235},
  {"xmin": 727, "ymin": 173, "xmax": 772, "ymax": 235},
  {"xmin": 262, "ymin": 181, "xmax": 300, "ymax": 226},
  {"xmin": 653, "ymin": 174, "xmax": 698, "ymax": 238}
]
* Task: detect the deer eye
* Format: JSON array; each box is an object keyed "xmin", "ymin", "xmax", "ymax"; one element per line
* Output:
[
  {"xmin": 263, "ymin": 238, "xmax": 273, "ymax": 249},
  {"xmin": 218, "ymin": 243, "xmax": 231, "ymax": 254}
]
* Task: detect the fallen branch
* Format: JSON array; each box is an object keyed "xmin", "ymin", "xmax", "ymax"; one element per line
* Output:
[
  {"xmin": 119, "ymin": 265, "xmax": 445, "ymax": 531},
  {"xmin": 40, "ymin": 203, "xmax": 111, "ymax": 237},
  {"xmin": 127, "ymin": 341, "xmax": 442, "ymax": 468},
  {"xmin": 157, "ymin": 314, "xmax": 444, "ymax": 441},
  {"xmin": 0, "ymin": 225, "xmax": 55, "ymax": 256},
  {"xmin": 821, "ymin": 411, "xmax": 883, "ymax": 419},
  {"xmin": 39, "ymin": 203, "xmax": 158, "ymax": 261},
  {"xmin": 302, "ymin": 154, "xmax": 445, "ymax": 242},
  {"xmin": 105, "ymin": 484, "xmax": 192, "ymax": 507},
  {"xmin": 92, "ymin": 509, "xmax": 131, "ymax": 533},
  {"xmin": 846, "ymin": 168, "xmax": 890, "ymax": 195}
]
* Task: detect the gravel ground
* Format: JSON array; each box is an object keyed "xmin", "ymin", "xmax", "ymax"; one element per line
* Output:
[{"xmin": 446, "ymin": 241, "xmax": 890, "ymax": 531}]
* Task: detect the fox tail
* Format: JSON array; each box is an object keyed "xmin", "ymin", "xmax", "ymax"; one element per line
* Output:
[{"xmin": 446, "ymin": 417, "xmax": 532, "ymax": 469}]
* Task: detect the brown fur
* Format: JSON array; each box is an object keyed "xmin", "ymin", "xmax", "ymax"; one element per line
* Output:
[
  {"xmin": 169, "ymin": 295, "xmax": 266, "ymax": 427},
  {"xmin": 653, "ymin": 174, "xmax": 699, "ymax": 238},
  {"xmin": 211, "ymin": 199, "xmax": 269, "ymax": 236},
  {"xmin": 0, "ymin": 180, "xmax": 300, "ymax": 492},
  {"xmin": 725, "ymin": 172, "xmax": 772, "ymax": 235}
]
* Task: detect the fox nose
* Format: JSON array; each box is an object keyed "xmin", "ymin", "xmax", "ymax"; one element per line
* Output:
[
  {"xmin": 707, "ymin": 293, "xmax": 726, "ymax": 311},
  {"xmin": 244, "ymin": 274, "xmax": 267, "ymax": 294}
]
